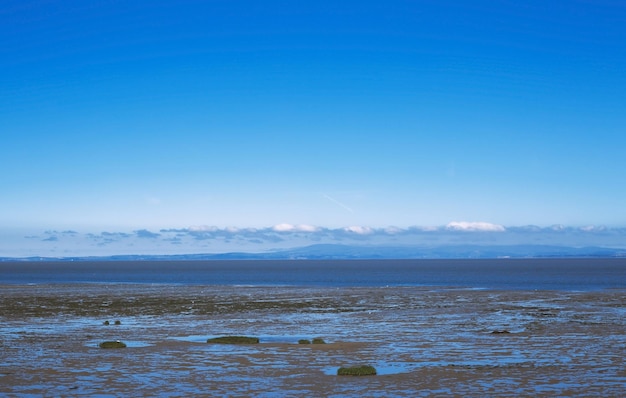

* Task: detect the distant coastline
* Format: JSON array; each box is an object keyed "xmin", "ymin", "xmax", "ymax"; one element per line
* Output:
[{"xmin": 2, "ymin": 243, "xmax": 625, "ymax": 262}]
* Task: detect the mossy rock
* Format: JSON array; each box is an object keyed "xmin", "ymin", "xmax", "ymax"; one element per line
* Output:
[
  {"xmin": 337, "ymin": 365, "xmax": 377, "ymax": 376},
  {"xmin": 114, "ymin": 320, "xmax": 122, "ymax": 325},
  {"xmin": 206, "ymin": 336, "xmax": 259, "ymax": 344},
  {"xmin": 298, "ymin": 339, "xmax": 311, "ymax": 344},
  {"xmin": 312, "ymin": 338, "xmax": 326, "ymax": 344},
  {"xmin": 99, "ymin": 341, "xmax": 127, "ymax": 349}
]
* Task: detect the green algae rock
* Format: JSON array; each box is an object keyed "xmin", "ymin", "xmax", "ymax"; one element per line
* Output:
[
  {"xmin": 99, "ymin": 341, "xmax": 127, "ymax": 349},
  {"xmin": 312, "ymin": 338, "xmax": 326, "ymax": 344},
  {"xmin": 206, "ymin": 336, "xmax": 259, "ymax": 344},
  {"xmin": 337, "ymin": 365, "xmax": 377, "ymax": 376},
  {"xmin": 298, "ymin": 339, "xmax": 311, "ymax": 344}
]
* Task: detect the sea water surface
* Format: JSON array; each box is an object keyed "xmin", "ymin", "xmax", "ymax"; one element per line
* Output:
[{"xmin": 1, "ymin": 258, "xmax": 626, "ymax": 290}]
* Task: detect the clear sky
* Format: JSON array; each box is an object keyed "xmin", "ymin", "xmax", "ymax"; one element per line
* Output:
[{"xmin": 2, "ymin": 1, "xmax": 626, "ymax": 256}]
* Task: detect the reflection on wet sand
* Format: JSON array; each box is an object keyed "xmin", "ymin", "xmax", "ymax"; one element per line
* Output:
[{"xmin": 1, "ymin": 285, "xmax": 625, "ymax": 396}]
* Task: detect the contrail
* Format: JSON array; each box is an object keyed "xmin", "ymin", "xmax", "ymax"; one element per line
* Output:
[{"xmin": 322, "ymin": 194, "xmax": 354, "ymax": 213}]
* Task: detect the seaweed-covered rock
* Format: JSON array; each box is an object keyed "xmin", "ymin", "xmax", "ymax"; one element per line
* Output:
[
  {"xmin": 114, "ymin": 320, "xmax": 122, "ymax": 325},
  {"xmin": 99, "ymin": 340, "xmax": 127, "ymax": 349},
  {"xmin": 312, "ymin": 338, "xmax": 326, "ymax": 344},
  {"xmin": 298, "ymin": 339, "xmax": 311, "ymax": 344},
  {"xmin": 206, "ymin": 336, "xmax": 259, "ymax": 344},
  {"xmin": 337, "ymin": 365, "xmax": 377, "ymax": 376}
]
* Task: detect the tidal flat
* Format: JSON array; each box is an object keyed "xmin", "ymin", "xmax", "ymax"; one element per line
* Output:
[{"xmin": 1, "ymin": 284, "xmax": 625, "ymax": 396}]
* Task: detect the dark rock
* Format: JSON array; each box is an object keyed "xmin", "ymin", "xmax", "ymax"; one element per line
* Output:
[
  {"xmin": 206, "ymin": 336, "xmax": 259, "ymax": 344},
  {"xmin": 99, "ymin": 340, "xmax": 127, "ymax": 348},
  {"xmin": 337, "ymin": 365, "xmax": 377, "ymax": 376}
]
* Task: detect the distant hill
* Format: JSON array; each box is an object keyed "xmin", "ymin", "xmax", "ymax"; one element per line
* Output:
[{"xmin": 1, "ymin": 244, "xmax": 624, "ymax": 261}]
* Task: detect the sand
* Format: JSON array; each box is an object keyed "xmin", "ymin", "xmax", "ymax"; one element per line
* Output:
[{"xmin": 1, "ymin": 284, "xmax": 625, "ymax": 396}]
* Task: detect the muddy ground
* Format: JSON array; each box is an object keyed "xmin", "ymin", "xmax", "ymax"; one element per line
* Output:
[{"xmin": 1, "ymin": 284, "xmax": 625, "ymax": 396}]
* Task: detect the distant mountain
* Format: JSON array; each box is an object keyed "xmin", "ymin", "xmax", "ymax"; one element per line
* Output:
[
  {"xmin": 271, "ymin": 244, "xmax": 626, "ymax": 259},
  {"xmin": 1, "ymin": 244, "xmax": 625, "ymax": 261}
]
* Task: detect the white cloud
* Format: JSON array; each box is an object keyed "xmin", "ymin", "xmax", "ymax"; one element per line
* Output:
[
  {"xmin": 8, "ymin": 222, "xmax": 626, "ymax": 258},
  {"xmin": 384, "ymin": 226, "xmax": 403, "ymax": 234},
  {"xmin": 272, "ymin": 223, "xmax": 319, "ymax": 232},
  {"xmin": 580, "ymin": 225, "xmax": 606, "ymax": 232},
  {"xmin": 273, "ymin": 223, "xmax": 295, "ymax": 232},
  {"xmin": 188, "ymin": 225, "xmax": 218, "ymax": 232},
  {"xmin": 343, "ymin": 226, "xmax": 373, "ymax": 235},
  {"xmin": 295, "ymin": 224, "xmax": 319, "ymax": 232},
  {"xmin": 410, "ymin": 225, "xmax": 440, "ymax": 232},
  {"xmin": 446, "ymin": 221, "xmax": 505, "ymax": 232}
]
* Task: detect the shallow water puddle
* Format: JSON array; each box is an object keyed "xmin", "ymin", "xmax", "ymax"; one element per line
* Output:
[
  {"xmin": 85, "ymin": 340, "xmax": 153, "ymax": 348},
  {"xmin": 172, "ymin": 334, "xmax": 324, "ymax": 344}
]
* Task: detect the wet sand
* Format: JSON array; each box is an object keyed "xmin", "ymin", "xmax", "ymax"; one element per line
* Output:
[{"xmin": 1, "ymin": 284, "xmax": 625, "ymax": 396}]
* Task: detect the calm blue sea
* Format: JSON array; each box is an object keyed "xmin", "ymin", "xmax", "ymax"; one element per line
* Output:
[{"xmin": 1, "ymin": 258, "xmax": 625, "ymax": 290}]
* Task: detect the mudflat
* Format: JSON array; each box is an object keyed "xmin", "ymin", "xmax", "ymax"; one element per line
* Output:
[{"xmin": 1, "ymin": 284, "xmax": 625, "ymax": 396}]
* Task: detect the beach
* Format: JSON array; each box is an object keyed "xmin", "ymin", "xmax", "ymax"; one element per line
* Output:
[{"xmin": 1, "ymin": 283, "xmax": 625, "ymax": 396}]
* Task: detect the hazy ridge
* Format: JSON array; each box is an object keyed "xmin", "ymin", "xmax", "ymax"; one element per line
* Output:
[{"xmin": 2, "ymin": 244, "xmax": 624, "ymax": 261}]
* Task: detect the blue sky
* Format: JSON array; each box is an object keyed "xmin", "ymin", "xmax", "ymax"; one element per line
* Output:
[{"xmin": 2, "ymin": 1, "xmax": 626, "ymax": 256}]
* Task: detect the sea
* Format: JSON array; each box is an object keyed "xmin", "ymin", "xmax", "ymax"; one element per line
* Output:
[{"xmin": 1, "ymin": 258, "xmax": 625, "ymax": 290}]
